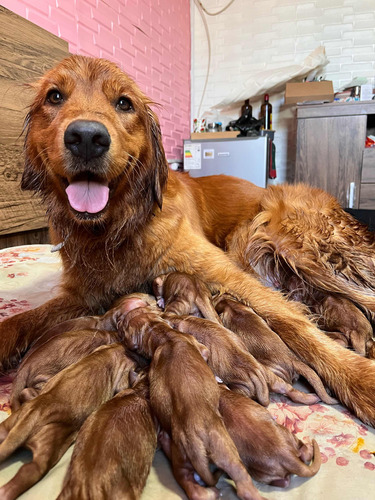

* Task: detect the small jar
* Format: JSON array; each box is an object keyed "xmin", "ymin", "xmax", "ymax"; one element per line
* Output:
[{"xmin": 206, "ymin": 122, "xmax": 218, "ymax": 132}]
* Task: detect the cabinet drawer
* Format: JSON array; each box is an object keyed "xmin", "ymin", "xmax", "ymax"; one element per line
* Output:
[
  {"xmin": 359, "ymin": 183, "xmax": 375, "ymax": 209},
  {"xmin": 362, "ymin": 149, "xmax": 375, "ymax": 182}
]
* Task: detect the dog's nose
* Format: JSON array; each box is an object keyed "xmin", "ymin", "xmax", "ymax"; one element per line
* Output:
[{"xmin": 64, "ymin": 120, "xmax": 111, "ymax": 161}]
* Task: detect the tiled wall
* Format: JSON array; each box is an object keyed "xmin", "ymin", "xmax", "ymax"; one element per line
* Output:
[
  {"xmin": 2, "ymin": 0, "xmax": 191, "ymax": 160},
  {"xmin": 192, "ymin": 0, "xmax": 375, "ymax": 183}
]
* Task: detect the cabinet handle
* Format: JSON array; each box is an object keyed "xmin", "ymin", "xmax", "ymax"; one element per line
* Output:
[{"xmin": 347, "ymin": 182, "xmax": 356, "ymax": 208}]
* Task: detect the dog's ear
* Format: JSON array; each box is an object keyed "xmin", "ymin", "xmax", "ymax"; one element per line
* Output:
[
  {"xmin": 21, "ymin": 111, "xmax": 43, "ymax": 192},
  {"xmin": 21, "ymin": 164, "xmax": 42, "ymax": 192},
  {"xmin": 21, "ymin": 84, "xmax": 47, "ymax": 193},
  {"xmin": 147, "ymin": 108, "xmax": 169, "ymax": 209}
]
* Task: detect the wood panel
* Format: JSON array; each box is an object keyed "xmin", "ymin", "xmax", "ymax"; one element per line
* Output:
[
  {"xmin": 296, "ymin": 114, "xmax": 367, "ymax": 208},
  {"xmin": 0, "ymin": 6, "xmax": 70, "ymax": 236},
  {"xmin": 0, "ymin": 228, "xmax": 50, "ymax": 250},
  {"xmin": 359, "ymin": 184, "xmax": 375, "ymax": 209},
  {"xmin": 362, "ymin": 148, "xmax": 375, "ymax": 183},
  {"xmin": 297, "ymin": 101, "xmax": 375, "ymax": 119}
]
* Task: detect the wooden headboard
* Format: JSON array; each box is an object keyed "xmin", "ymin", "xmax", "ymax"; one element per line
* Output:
[{"xmin": 0, "ymin": 6, "xmax": 70, "ymax": 249}]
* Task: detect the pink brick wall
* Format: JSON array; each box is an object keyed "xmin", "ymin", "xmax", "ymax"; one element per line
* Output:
[{"xmin": 3, "ymin": 0, "xmax": 191, "ymax": 160}]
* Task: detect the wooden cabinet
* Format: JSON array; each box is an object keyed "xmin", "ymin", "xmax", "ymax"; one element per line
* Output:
[
  {"xmin": 360, "ymin": 148, "xmax": 375, "ymax": 208},
  {"xmin": 295, "ymin": 101, "xmax": 375, "ymax": 209}
]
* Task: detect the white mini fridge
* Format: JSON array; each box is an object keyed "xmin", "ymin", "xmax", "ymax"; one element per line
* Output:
[{"xmin": 183, "ymin": 136, "xmax": 272, "ymax": 188}]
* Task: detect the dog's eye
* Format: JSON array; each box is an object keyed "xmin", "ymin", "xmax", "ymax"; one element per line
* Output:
[
  {"xmin": 116, "ymin": 96, "xmax": 133, "ymax": 112},
  {"xmin": 47, "ymin": 89, "xmax": 64, "ymax": 105}
]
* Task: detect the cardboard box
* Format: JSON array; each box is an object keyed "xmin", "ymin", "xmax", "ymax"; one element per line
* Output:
[
  {"xmin": 190, "ymin": 131, "xmax": 239, "ymax": 140},
  {"xmin": 285, "ymin": 81, "xmax": 334, "ymax": 105}
]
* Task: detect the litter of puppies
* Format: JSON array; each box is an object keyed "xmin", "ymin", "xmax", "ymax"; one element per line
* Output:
[{"xmin": 0, "ymin": 273, "xmax": 335, "ymax": 500}]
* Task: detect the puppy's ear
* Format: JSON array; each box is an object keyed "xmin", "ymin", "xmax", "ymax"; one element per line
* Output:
[
  {"xmin": 196, "ymin": 342, "xmax": 210, "ymax": 362},
  {"xmin": 19, "ymin": 387, "xmax": 39, "ymax": 404},
  {"xmin": 147, "ymin": 108, "xmax": 169, "ymax": 209}
]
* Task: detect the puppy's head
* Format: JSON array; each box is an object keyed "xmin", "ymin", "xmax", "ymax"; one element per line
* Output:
[{"xmin": 23, "ymin": 55, "xmax": 168, "ymax": 225}]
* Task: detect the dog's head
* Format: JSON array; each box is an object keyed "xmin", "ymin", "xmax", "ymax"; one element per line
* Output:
[{"xmin": 22, "ymin": 55, "xmax": 169, "ymax": 227}]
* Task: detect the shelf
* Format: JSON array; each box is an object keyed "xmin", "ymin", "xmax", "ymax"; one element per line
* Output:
[{"xmin": 296, "ymin": 101, "xmax": 375, "ymax": 119}]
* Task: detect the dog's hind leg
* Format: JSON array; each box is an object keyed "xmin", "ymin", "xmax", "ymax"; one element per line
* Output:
[{"xmin": 225, "ymin": 184, "xmax": 375, "ymax": 319}]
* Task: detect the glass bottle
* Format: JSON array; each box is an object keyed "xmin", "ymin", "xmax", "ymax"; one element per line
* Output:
[
  {"xmin": 241, "ymin": 99, "xmax": 252, "ymax": 118},
  {"xmin": 260, "ymin": 94, "xmax": 272, "ymax": 130}
]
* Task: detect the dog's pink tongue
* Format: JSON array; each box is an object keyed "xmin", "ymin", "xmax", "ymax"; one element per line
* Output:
[{"xmin": 66, "ymin": 181, "xmax": 109, "ymax": 213}]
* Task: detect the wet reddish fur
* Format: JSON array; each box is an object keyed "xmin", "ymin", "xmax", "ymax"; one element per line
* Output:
[
  {"xmin": 10, "ymin": 328, "xmax": 118, "ymax": 411},
  {"xmin": 0, "ymin": 55, "xmax": 375, "ymax": 426},
  {"xmin": 214, "ymin": 295, "xmax": 336, "ymax": 404}
]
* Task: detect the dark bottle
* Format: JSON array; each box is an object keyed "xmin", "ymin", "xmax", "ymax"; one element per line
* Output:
[
  {"xmin": 241, "ymin": 98, "xmax": 252, "ymax": 118},
  {"xmin": 260, "ymin": 93, "xmax": 272, "ymax": 130}
]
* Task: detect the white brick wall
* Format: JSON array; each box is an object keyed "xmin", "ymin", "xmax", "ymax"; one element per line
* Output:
[{"xmin": 192, "ymin": 0, "xmax": 375, "ymax": 183}]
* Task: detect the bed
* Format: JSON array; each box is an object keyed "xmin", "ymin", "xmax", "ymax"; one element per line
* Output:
[
  {"xmin": 1, "ymin": 244, "xmax": 374, "ymax": 499},
  {"xmin": 1, "ymin": 6, "xmax": 375, "ymax": 499}
]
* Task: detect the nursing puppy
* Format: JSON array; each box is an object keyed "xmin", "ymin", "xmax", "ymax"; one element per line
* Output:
[
  {"xmin": 165, "ymin": 314, "xmax": 322, "ymax": 406},
  {"xmin": 122, "ymin": 295, "xmax": 317, "ymax": 406},
  {"xmin": 0, "ymin": 344, "xmax": 136, "ymax": 500},
  {"xmin": 58, "ymin": 373, "xmax": 157, "ymax": 500},
  {"xmin": 11, "ymin": 328, "xmax": 118, "ymax": 410},
  {"xmin": 219, "ymin": 387, "xmax": 321, "ymax": 487},
  {"xmin": 214, "ymin": 294, "xmax": 337, "ymax": 404},
  {"xmin": 10, "ymin": 293, "xmax": 156, "ymax": 411},
  {"xmin": 310, "ymin": 294, "xmax": 374, "ymax": 357},
  {"xmin": 153, "ymin": 272, "xmax": 221, "ymax": 323}
]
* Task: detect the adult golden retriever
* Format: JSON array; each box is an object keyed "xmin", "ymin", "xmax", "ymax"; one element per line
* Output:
[{"xmin": 1, "ymin": 55, "xmax": 375, "ymax": 425}]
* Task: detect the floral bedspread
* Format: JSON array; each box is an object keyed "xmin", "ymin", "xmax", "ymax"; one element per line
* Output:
[{"xmin": 0, "ymin": 245, "xmax": 374, "ymax": 499}]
